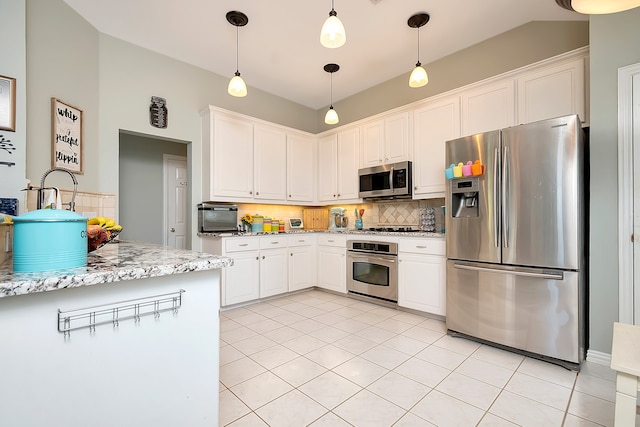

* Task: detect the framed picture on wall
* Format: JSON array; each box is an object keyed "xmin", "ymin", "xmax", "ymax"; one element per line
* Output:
[
  {"xmin": 51, "ymin": 97, "xmax": 83, "ymax": 174},
  {"xmin": 0, "ymin": 75, "xmax": 16, "ymax": 132}
]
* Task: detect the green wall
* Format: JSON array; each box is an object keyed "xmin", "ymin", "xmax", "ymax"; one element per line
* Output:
[
  {"xmin": 118, "ymin": 133, "xmax": 187, "ymax": 245},
  {"xmin": 588, "ymin": 8, "xmax": 640, "ymax": 354},
  {"xmin": 320, "ymin": 21, "xmax": 589, "ymax": 131}
]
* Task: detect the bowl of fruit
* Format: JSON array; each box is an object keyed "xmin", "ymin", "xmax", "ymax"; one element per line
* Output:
[{"xmin": 87, "ymin": 217, "xmax": 123, "ymax": 252}]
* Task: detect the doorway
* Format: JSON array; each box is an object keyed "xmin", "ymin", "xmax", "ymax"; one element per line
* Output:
[
  {"xmin": 119, "ymin": 131, "xmax": 191, "ymax": 248},
  {"xmin": 618, "ymin": 62, "xmax": 640, "ymax": 325}
]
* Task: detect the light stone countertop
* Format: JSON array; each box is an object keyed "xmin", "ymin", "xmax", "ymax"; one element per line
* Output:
[
  {"xmin": 0, "ymin": 240, "xmax": 233, "ymax": 299},
  {"xmin": 199, "ymin": 229, "xmax": 445, "ymax": 238}
]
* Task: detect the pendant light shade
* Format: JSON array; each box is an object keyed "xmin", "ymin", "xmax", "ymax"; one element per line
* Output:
[
  {"xmin": 324, "ymin": 63, "xmax": 340, "ymax": 125},
  {"xmin": 227, "ymin": 11, "xmax": 248, "ymax": 97},
  {"xmin": 228, "ymin": 72, "xmax": 247, "ymax": 97},
  {"xmin": 555, "ymin": 0, "xmax": 640, "ymax": 13},
  {"xmin": 325, "ymin": 107, "xmax": 339, "ymax": 125},
  {"xmin": 320, "ymin": 0, "xmax": 346, "ymax": 48},
  {"xmin": 407, "ymin": 13, "xmax": 430, "ymax": 88}
]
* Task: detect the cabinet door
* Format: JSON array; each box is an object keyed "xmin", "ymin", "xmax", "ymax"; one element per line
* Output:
[
  {"xmin": 398, "ymin": 253, "xmax": 446, "ymax": 315},
  {"xmin": 318, "ymin": 134, "xmax": 338, "ymax": 201},
  {"xmin": 223, "ymin": 250, "xmax": 260, "ymax": 306},
  {"xmin": 287, "ymin": 134, "xmax": 316, "ymax": 202},
  {"xmin": 260, "ymin": 248, "xmax": 289, "ymax": 298},
  {"xmin": 337, "ymin": 127, "xmax": 360, "ymax": 200},
  {"xmin": 254, "ymin": 125, "xmax": 287, "ymax": 201},
  {"xmin": 384, "ymin": 112, "xmax": 410, "ymax": 164},
  {"xmin": 462, "ymin": 79, "xmax": 515, "ymax": 137},
  {"xmin": 289, "ymin": 245, "xmax": 316, "ymax": 292},
  {"xmin": 517, "ymin": 58, "xmax": 586, "ymax": 125},
  {"xmin": 361, "ymin": 120, "xmax": 384, "ymax": 167},
  {"xmin": 317, "ymin": 247, "xmax": 346, "ymax": 293},
  {"xmin": 413, "ymin": 96, "xmax": 461, "ymax": 197},
  {"xmin": 213, "ymin": 114, "xmax": 254, "ymax": 198}
]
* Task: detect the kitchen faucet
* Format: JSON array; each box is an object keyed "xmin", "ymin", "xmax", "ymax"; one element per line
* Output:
[{"xmin": 37, "ymin": 167, "xmax": 78, "ymax": 211}]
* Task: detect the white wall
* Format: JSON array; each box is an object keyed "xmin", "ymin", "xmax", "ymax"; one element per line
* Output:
[{"xmin": 0, "ymin": 0, "xmax": 27, "ymax": 213}]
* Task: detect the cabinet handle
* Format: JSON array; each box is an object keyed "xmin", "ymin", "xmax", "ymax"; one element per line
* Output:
[
  {"xmin": 249, "ymin": 191, "xmax": 252, "ymax": 195},
  {"xmin": 333, "ymin": 194, "xmax": 336, "ymax": 198},
  {"xmin": 298, "ymin": 239, "xmax": 305, "ymax": 243},
  {"xmin": 416, "ymin": 245, "xmax": 427, "ymax": 249},
  {"xmin": 415, "ymin": 186, "xmax": 418, "ymax": 190},
  {"xmin": 256, "ymin": 192, "xmax": 259, "ymax": 196},
  {"xmin": 262, "ymin": 255, "xmax": 265, "ymax": 259},
  {"xmin": 290, "ymin": 253, "xmax": 293, "ymax": 256},
  {"xmin": 255, "ymin": 257, "xmax": 259, "ymax": 260},
  {"xmin": 327, "ymin": 239, "xmax": 334, "ymax": 242},
  {"xmin": 239, "ymin": 243, "xmax": 249, "ymax": 247}
]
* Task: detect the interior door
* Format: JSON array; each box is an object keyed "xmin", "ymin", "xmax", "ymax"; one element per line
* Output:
[
  {"xmin": 164, "ymin": 154, "xmax": 187, "ymax": 249},
  {"xmin": 634, "ymin": 73, "xmax": 640, "ymax": 325}
]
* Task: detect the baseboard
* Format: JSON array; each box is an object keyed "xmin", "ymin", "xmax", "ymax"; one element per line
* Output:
[{"xmin": 586, "ymin": 349, "xmax": 611, "ymax": 366}]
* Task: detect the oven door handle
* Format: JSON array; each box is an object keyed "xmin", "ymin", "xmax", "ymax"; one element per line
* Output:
[{"xmin": 348, "ymin": 254, "xmax": 397, "ymax": 264}]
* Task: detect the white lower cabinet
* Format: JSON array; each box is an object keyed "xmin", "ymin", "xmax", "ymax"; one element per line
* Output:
[
  {"xmin": 220, "ymin": 238, "xmax": 260, "ymax": 306},
  {"xmin": 260, "ymin": 247, "xmax": 288, "ymax": 298},
  {"xmin": 288, "ymin": 234, "xmax": 316, "ymax": 292},
  {"xmin": 316, "ymin": 234, "xmax": 347, "ymax": 294},
  {"xmin": 398, "ymin": 238, "xmax": 446, "ymax": 316}
]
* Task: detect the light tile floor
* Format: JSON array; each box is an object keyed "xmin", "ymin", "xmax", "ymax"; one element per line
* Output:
[{"xmin": 219, "ymin": 289, "xmax": 633, "ymax": 427}]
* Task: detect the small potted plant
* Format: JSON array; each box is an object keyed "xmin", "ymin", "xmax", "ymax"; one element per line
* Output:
[{"xmin": 241, "ymin": 214, "xmax": 252, "ymax": 232}]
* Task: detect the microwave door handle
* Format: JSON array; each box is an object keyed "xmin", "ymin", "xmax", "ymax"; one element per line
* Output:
[{"xmin": 389, "ymin": 168, "xmax": 394, "ymax": 190}]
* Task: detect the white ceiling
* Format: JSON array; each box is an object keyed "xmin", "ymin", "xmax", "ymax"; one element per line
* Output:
[{"xmin": 62, "ymin": 0, "xmax": 585, "ymax": 110}]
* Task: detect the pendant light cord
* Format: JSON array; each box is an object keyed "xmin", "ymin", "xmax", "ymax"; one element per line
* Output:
[
  {"xmin": 330, "ymin": 72, "xmax": 334, "ymax": 107},
  {"xmin": 235, "ymin": 25, "xmax": 239, "ymax": 74},
  {"xmin": 416, "ymin": 26, "xmax": 421, "ymax": 65}
]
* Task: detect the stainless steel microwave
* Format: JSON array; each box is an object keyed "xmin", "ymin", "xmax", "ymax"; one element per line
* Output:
[
  {"xmin": 358, "ymin": 161, "xmax": 412, "ymax": 200},
  {"xmin": 197, "ymin": 203, "xmax": 238, "ymax": 232}
]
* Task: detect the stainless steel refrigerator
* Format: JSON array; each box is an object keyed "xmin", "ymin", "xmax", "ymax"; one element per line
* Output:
[{"xmin": 445, "ymin": 114, "xmax": 586, "ymax": 370}]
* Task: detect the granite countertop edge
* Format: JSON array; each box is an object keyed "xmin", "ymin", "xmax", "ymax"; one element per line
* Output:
[
  {"xmin": 199, "ymin": 229, "xmax": 445, "ymax": 238},
  {"xmin": 0, "ymin": 240, "xmax": 233, "ymax": 299}
]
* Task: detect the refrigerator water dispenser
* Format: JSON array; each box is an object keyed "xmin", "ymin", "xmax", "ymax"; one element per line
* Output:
[{"xmin": 451, "ymin": 178, "xmax": 479, "ymax": 218}]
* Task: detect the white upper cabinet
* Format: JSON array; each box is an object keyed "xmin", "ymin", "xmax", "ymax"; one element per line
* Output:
[
  {"xmin": 253, "ymin": 125, "xmax": 287, "ymax": 201},
  {"xmin": 337, "ymin": 127, "xmax": 361, "ymax": 200},
  {"xmin": 212, "ymin": 113, "xmax": 254, "ymax": 199},
  {"xmin": 286, "ymin": 133, "xmax": 316, "ymax": 202},
  {"xmin": 517, "ymin": 57, "xmax": 586, "ymax": 125},
  {"xmin": 318, "ymin": 127, "xmax": 360, "ymax": 203},
  {"xmin": 318, "ymin": 134, "xmax": 339, "ymax": 201},
  {"xmin": 361, "ymin": 112, "xmax": 410, "ymax": 167},
  {"xmin": 462, "ymin": 78, "xmax": 515, "ymax": 137},
  {"xmin": 413, "ymin": 95, "xmax": 461, "ymax": 198}
]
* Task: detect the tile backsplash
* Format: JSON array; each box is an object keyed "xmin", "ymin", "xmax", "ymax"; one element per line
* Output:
[
  {"xmin": 26, "ymin": 188, "xmax": 116, "ymax": 219},
  {"xmin": 234, "ymin": 198, "xmax": 445, "ymax": 232}
]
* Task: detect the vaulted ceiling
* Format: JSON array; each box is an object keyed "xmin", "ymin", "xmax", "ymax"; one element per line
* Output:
[{"xmin": 63, "ymin": 0, "xmax": 585, "ymax": 109}]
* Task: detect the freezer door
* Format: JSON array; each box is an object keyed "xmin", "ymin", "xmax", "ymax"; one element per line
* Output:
[
  {"xmin": 501, "ymin": 115, "xmax": 584, "ymax": 270},
  {"xmin": 445, "ymin": 130, "xmax": 501, "ymax": 264},
  {"xmin": 446, "ymin": 260, "xmax": 584, "ymax": 364}
]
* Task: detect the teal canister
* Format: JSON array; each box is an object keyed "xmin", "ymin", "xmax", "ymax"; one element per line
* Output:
[{"xmin": 12, "ymin": 209, "xmax": 88, "ymax": 272}]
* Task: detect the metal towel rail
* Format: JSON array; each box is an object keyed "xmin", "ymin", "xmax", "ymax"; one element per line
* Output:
[{"xmin": 57, "ymin": 289, "xmax": 185, "ymax": 338}]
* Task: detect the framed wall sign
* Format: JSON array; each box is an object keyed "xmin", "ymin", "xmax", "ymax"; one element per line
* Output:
[
  {"xmin": 51, "ymin": 97, "xmax": 83, "ymax": 174},
  {"xmin": 0, "ymin": 75, "xmax": 16, "ymax": 132}
]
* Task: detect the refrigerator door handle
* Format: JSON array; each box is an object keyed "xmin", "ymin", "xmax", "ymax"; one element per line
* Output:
[
  {"xmin": 502, "ymin": 145, "xmax": 510, "ymax": 248},
  {"xmin": 493, "ymin": 146, "xmax": 500, "ymax": 248},
  {"xmin": 452, "ymin": 262, "xmax": 564, "ymax": 280}
]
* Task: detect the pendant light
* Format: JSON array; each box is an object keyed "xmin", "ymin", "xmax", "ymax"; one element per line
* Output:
[
  {"xmin": 226, "ymin": 11, "xmax": 248, "ymax": 97},
  {"xmin": 407, "ymin": 13, "xmax": 430, "ymax": 88},
  {"xmin": 320, "ymin": 0, "xmax": 346, "ymax": 48},
  {"xmin": 555, "ymin": 0, "xmax": 640, "ymax": 13},
  {"xmin": 324, "ymin": 64, "xmax": 340, "ymax": 125}
]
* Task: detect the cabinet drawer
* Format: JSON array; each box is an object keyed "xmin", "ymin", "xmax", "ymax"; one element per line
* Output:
[
  {"xmin": 224, "ymin": 237, "xmax": 259, "ymax": 253},
  {"xmin": 288, "ymin": 234, "xmax": 316, "ymax": 247},
  {"xmin": 317, "ymin": 234, "xmax": 346, "ymax": 247},
  {"xmin": 260, "ymin": 235, "xmax": 288, "ymax": 249},
  {"xmin": 398, "ymin": 238, "xmax": 445, "ymax": 256}
]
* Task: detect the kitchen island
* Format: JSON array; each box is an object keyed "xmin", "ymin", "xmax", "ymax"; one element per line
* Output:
[{"xmin": 0, "ymin": 241, "xmax": 232, "ymax": 427}]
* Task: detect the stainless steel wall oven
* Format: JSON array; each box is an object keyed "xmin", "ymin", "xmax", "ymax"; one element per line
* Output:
[{"xmin": 346, "ymin": 240, "xmax": 398, "ymax": 305}]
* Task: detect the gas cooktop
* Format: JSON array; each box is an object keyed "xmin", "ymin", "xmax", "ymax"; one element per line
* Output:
[{"xmin": 368, "ymin": 227, "xmax": 420, "ymax": 232}]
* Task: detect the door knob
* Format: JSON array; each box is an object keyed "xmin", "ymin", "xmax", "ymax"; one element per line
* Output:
[{"xmin": 170, "ymin": 228, "xmax": 175, "ymax": 232}]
